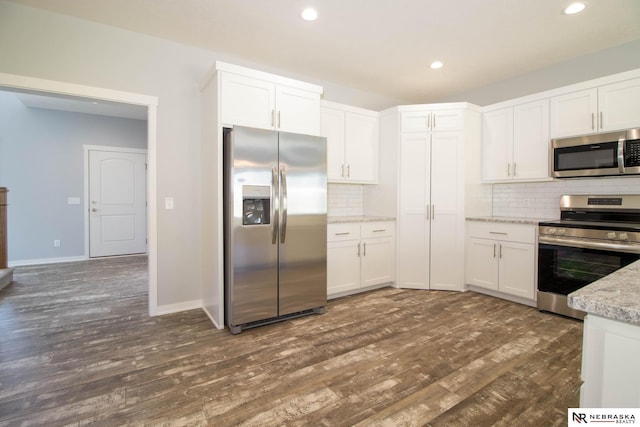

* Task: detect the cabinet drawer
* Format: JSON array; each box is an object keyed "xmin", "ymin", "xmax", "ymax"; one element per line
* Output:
[
  {"xmin": 328, "ymin": 223, "xmax": 361, "ymax": 242},
  {"xmin": 361, "ymin": 221, "xmax": 395, "ymax": 239},
  {"xmin": 466, "ymin": 221, "xmax": 536, "ymax": 244}
]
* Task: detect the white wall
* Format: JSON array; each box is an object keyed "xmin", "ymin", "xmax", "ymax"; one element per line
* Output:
[
  {"xmin": 441, "ymin": 39, "xmax": 640, "ymax": 106},
  {"xmin": 0, "ymin": 91, "xmax": 147, "ymax": 263},
  {"xmin": 0, "ymin": 1, "xmax": 400, "ymax": 308}
]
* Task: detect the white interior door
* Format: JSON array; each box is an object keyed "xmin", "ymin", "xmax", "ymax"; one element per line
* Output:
[{"xmin": 89, "ymin": 149, "xmax": 147, "ymax": 257}]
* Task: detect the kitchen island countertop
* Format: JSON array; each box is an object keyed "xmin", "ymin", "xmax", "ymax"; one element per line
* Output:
[
  {"xmin": 328, "ymin": 215, "xmax": 395, "ymax": 224},
  {"xmin": 569, "ymin": 259, "xmax": 640, "ymax": 326}
]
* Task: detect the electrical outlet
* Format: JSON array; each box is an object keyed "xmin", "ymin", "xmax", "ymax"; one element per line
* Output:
[{"xmin": 54, "ymin": 240, "xmax": 61, "ymax": 247}]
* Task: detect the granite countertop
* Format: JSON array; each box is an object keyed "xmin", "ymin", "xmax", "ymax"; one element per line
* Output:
[
  {"xmin": 568, "ymin": 259, "xmax": 640, "ymax": 326},
  {"xmin": 466, "ymin": 216, "xmax": 553, "ymax": 225},
  {"xmin": 328, "ymin": 215, "xmax": 396, "ymax": 224}
]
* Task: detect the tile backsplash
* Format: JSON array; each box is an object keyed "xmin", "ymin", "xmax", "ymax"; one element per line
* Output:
[
  {"xmin": 328, "ymin": 184, "xmax": 363, "ymax": 217},
  {"xmin": 492, "ymin": 177, "xmax": 640, "ymax": 219}
]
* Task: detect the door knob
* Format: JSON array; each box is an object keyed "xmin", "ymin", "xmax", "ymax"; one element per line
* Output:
[{"xmin": 92, "ymin": 208, "xmax": 97, "ymax": 212}]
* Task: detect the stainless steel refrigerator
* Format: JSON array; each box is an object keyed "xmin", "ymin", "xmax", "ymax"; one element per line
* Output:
[{"xmin": 223, "ymin": 126, "xmax": 327, "ymax": 334}]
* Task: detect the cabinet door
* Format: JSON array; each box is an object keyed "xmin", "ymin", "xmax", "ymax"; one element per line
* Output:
[
  {"xmin": 431, "ymin": 110, "xmax": 464, "ymax": 132},
  {"xmin": 430, "ymin": 132, "xmax": 463, "ymax": 291},
  {"xmin": 327, "ymin": 240, "xmax": 361, "ymax": 296},
  {"xmin": 275, "ymin": 85, "xmax": 321, "ymax": 136},
  {"xmin": 361, "ymin": 236, "xmax": 394, "ymax": 287},
  {"xmin": 344, "ymin": 112, "xmax": 378, "ymax": 183},
  {"xmin": 550, "ymin": 89, "xmax": 597, "ymax": 138},
  {"xmin": 498, "ymin": 241, "xmax": 535, "ymax": 299},
  {"xmin": 398, "ymin": 133, "xmax": 430, "ymax": 289},
  {"xmin": 220, "ymin": 72, "xmax": 275, "ymax": 129},
  {"xmin": 401, "ymin": 111, "xmax": 430, "ymax": 132},
  {"xmin": 513, "ymin": 100, "xmax": 550, "ymax": 180},
  {"xmin": 598, "ymin": 78, "xmax": 640, "ymax": 132},
  {"xmin": 320, "ymin": 107, "xmax": 346, "ymax": 182},
  {"xmin": 465, "ymin": 237, "xmax": 499, "ymax": 290},
  {"xmin": 482, "ymin": 107, "xmax": 513, "ymax": 181}
]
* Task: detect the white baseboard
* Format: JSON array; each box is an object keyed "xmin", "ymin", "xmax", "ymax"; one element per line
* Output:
[
  {"xmin": 9, "ymin": 256, "xmax": 87, "ymax": 267},
  {"xmin": 156, "ymin": 299, "xmax": 202, "ymax": 316}
]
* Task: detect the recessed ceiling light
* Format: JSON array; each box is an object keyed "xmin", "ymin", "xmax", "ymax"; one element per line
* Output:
[
  {"xmin": 563, "ymin": 2, "xmax": 586, "ymax": 15},
  {"xmin": 301, "ymin": 8, "xmax": 318, "ymax": 21},
  {"xmin": 430, "ymin": 61, "xmax": 444, "ymax": 70}
]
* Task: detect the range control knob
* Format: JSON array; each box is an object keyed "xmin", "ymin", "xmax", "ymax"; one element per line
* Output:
[
  {"xmin": 546, "ymin": 227, "xmax": 557, "ymax": 235},
  {"xmin": 557, "ymin": 228, "xmax": 566, "ymax": 236},
  {"xmin": 619, "ymin": 232, "xmax": 629, "ymax": 241},
  {"xmin": 607, "ymin": 232, "xmax": 617, "ymax": 239}
]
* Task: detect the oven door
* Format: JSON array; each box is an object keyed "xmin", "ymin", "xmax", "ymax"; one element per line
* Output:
[{"xmin": 537, "ymin": 242, "xmax": 640, "ymax": 318}]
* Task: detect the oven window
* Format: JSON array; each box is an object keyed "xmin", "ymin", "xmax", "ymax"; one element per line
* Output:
[{"xmin": 538, "ymin": 244, "xmax": 640, "ymax": 295}]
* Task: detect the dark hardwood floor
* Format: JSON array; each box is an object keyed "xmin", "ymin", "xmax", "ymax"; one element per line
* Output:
[{"xmin": 0, "ymin": 256, "xmax": 583, "ymax": 426}]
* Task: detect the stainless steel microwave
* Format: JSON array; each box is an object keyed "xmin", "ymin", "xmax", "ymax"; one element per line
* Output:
[{"xmin": 551, "ymin": 128, "xmax": 640, "ymax": 178}]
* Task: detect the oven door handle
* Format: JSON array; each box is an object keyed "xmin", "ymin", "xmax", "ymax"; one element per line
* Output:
[{"xmin": 539, "ymin": 235, "xmax": 640, "ymax": 254}]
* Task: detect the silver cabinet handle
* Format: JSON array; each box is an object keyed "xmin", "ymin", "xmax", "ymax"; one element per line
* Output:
[
  {"xmin": 278, "ymin": 111, "xmax": 281, "ymax": 129},
  {"xmin": 357, "ymin": 242, "xmax": 361, "ymax": 257},
  {"xmin": 493, "ymin": 243, "xmax": 496, "ymax": 258},
  {"xmin": 271, "ymin": 166, "xmax": 279, "ymax": 244},
  {"xmin": 591, "ymin": 113, "xmax": 595, "ymax": 130},
  {"xmin": 426, "ymin": 205, "xmax": 430, "ymax": 219},
  {"xmin": 600, "ymin": 112, "xmax": 603, "ymax": 129},
  {"xmin": 507, "ymin": 163, "xmax": 511, "ymax": 177},
  {"xmin": 347, "ymin": 164, "xmax": 351, "ymax": 178},
  {"xmin": 513, "ymin": 163, "xmax": 517, "ymax": 176},
  {"xmin": 280, "ymin": 166, "xmax": 288, "ymax": 244},
  {"xmin": 489, "ymin": 231, "xmax": 508, "ymax": 235},
  {"xmin": 373, "ymin": 229, "xmax": 386, "ymax": 233},
  {"xmin": 341, "ymin": 164, "xmax": 345, "ymax": 178},
  {"xmin": 499, "ymin": 244, "xmax": 503, "ymax": 259},
  {"xmin": 363, "ymin": 242, "xmax": 366, "ymax": 256},
  {"xmin": 335, "ymin": 232, "xmax": 350, "ymax": 236},
  {"xmin": 271, "ymin": 109, "xmax": 275, "ymax": 128}
]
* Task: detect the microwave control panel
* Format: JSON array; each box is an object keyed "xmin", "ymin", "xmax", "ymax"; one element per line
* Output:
[{"xmin": 627, "ymin": 140, "xmax": 640, "ymax": 167}]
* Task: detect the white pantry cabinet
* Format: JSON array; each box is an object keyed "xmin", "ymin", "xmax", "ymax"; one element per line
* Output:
[
  {"xmin": 321, "ymin": 101, "xmax": 378, "ymax": 183},
  {"xmin": 218, "ymin": 62, "xmax": 322, "ymax": 136},
  {"xmin": 327, "ymin": 221, "xmax": 395, "ymax": 298},
  {"xmin": 466, "ymin": 221, "xmax": 536, "ymax": 301},
  {"xmin": 482, "ymin": 99, "xmax": 549, "ymax": 182},
  {"xmin": 550, "ymin": 77, "xmax": 640, "ymax": 138},
  {"xmin": 370, "ymin": 104, "xmax": 484, "ymax": 292}
]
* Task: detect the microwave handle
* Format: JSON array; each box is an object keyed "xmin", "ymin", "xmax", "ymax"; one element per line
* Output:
[{"xmin": 618, "ymin": 138, "xmax": 625, "ymax": 173}]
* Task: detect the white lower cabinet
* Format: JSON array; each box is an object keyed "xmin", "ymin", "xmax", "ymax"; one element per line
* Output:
[
  {"xmin": 581, "ymin": 314, "xmax": 640, "ymax": 407},
  {"xmin": 327, "ymin": 221, "xmax": 395, "ymax": 298},
  {"xmin": 465, "ymin": 221, "xmax": 536, "ymax": 301}
]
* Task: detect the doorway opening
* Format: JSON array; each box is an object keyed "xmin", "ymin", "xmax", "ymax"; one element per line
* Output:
[{"xmin": 0, "ymin": 72, "xmax": 158, "ymax": 315}]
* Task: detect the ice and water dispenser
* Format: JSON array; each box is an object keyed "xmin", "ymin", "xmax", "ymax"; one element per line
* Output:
[{"xmin": 242, "ymin": 185, "xmax": 270, "ymax": 226}]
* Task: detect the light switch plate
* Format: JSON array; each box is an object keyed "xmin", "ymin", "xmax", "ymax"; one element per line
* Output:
[
  {"xmin": 67, "ymin": 197, "xmax": 80, "ymax": 205},
  {"xmin": 165, "ymin": 197, "xmax": 174, "ymax": 210}
]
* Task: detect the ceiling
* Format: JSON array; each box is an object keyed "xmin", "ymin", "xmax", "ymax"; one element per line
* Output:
[{"xmin": 5, "ymin": 0, "xmax": 640, "ymax": 105}]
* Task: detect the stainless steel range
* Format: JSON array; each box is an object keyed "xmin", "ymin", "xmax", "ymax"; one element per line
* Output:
[{"xmin": 537, "ymin": 195, "xmax": 640, "ymax": 319}]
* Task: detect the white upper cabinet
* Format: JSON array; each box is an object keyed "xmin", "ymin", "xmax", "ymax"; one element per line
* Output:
[
  {"xmin": 550, "ymin": 77, "xmax": 640, "ymax": 138},
  {"xmin": 482, "ymin": 99, "xmax": 549, "ymax": 182},
  {"xmin": 599, "ymin": 78, "xmax": 640, "ymax": 132},
  {"xmin": 218, "ymin": 62, "xmax": 322, "ymax": 136},
  {"xmin": 401, "ymin": 109, "xmax": 463, "ymax": 133},
  {"xmin": 321, "ymin": 101, "xmax": 378, "ymax": 184}
]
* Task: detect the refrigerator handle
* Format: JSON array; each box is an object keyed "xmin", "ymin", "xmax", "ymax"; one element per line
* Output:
[
  {"xmin": 271, "ymin": 166, "xmax": 279, "ymax": 244},
  {"xmin": 280, "ymin": 166, "xmax": 288, "ymax": 244}
]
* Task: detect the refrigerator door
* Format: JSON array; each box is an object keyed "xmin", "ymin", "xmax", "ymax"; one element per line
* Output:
[
  {"xmin": 278, "ymin": 131, "xmax": 327, "ymax": 315},
  {"xmin": 225, "ymin": 126, "xmax": 279, "ymax": 326}
]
